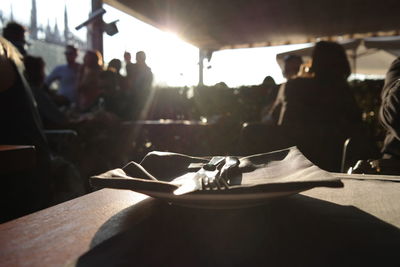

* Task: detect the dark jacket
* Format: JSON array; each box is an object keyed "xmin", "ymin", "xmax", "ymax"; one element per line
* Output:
[
  {"xmin": 276, "ymin": 77, "xmax": 361, "ymax": 128},
  {"xmin": 380, "ymin": 57, "xmax": 400, "ymax": 158}
]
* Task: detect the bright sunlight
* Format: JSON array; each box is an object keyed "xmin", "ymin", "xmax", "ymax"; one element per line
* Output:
[{"xmin": 102, "ymin": 4, "xmax": 294, "ymax": 87}]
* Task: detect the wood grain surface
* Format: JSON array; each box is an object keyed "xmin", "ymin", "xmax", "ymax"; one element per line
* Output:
[
  {"xmin": 1, "ymin": 176, "xmax": 399, "ymax": 266},
  {"xmin": 0, "ymin": 189, "xmax": 153, "ymax": 267}
]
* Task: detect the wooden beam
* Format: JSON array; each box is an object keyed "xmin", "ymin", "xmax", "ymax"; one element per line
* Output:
[{"xmin": 90, "ymin": 0, "xmax": 104, "ymax": 55}]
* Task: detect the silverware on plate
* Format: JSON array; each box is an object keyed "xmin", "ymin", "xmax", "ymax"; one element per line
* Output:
[{"xmin": 173, "ymin": 156, "xmax": 239, "ymax": 195}]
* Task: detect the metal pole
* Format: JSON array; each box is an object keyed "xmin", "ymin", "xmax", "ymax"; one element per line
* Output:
[
  {"xmin": 198, "ymin": 48, "xmax": 204, "ymax": 86},
  {"xmin": 352, "ymin": 48, "xmax": 357, "ymax": 75}
]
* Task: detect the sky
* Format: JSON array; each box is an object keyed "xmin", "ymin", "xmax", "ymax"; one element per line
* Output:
[
  {"xmin": 0, "ymin": 0, "xmax": 310, "ymax": 87},
  {"xmin": 0, "ymin": 0, "xmax": 91, "ymax": 40}
]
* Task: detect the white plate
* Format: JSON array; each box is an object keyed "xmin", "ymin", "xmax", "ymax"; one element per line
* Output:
[{"xmin": 138, "ymin": 188, "xmax": 304, "ymax": 209}]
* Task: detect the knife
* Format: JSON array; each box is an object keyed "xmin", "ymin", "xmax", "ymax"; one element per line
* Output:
[{"xmin": 172, "ymin": 156, "xmax": 225, "ymax": 195}]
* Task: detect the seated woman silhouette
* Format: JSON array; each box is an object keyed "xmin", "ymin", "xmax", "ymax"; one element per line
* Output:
[
  {"xmin": 275, "ymin": 41, "xmax": 361, "ymax": 127},
  {"xmin": 271, "ymin": 41, "xmax": 362, "ymax": 171}
]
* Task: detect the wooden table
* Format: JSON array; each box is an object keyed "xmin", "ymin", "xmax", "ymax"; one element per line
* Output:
[{"xmin": 1, "ymin": 173, "xmax": 399, "ymax": 267}]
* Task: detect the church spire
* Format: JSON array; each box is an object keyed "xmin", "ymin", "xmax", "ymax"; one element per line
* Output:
[
  {"xmin": 30, "ymin": 0, "xmax": 38, "ymax": 39},
  {"xmin": 64, "ymin": 4, "xmax": 69, "ymax": 43},
  {"xmin": 45, "ymin": 19, "xmax": 52, "ymax": 42},
  {"xmin": 54, "ymin": 19, "xmax": 61, "ymax": 43},
  {"xmin": 10, "ymin": 4, "xmax": 14, "ymax": 22}
]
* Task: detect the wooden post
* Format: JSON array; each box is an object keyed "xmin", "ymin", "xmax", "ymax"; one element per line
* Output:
[
  {"xmin": 90, "ymin": 0, "xmax": 103, "ymax": 55},
  {"xmin": 198, "ymin": 48, "xmax": 204, "ymax": 86}
]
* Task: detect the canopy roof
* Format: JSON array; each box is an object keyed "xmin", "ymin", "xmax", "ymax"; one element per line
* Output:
[
  {"xmin": 276, "ymin": 36, "xmax": 400, "ymax": 76},
  {"xmin": 276, "ymin": 39, "xmax": 362, "ymax": 60},
  {"xmin": 364, "ymin": 36, "xmax": 400, "ymax": 57},
  {"xmin": 105, "ymin": 0, "xmax": 400, "ymax": 50}
]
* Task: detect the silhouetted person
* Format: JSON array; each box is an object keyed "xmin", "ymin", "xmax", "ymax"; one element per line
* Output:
[
  {"xmin": 266, "ymin": 55, "xmax": 303, "ymax": 123},
  {"xmin": 124, "ymin": 51, "xmax": 133, "ymax": 74},
  {"xmin": 282, "ymin": 55, "xmax": 303, "ymax": 79},
  {"xmin": 77, "ymin": 50, "xmax": 104, "ymax": 112},
  {"xmin": 99, "ymin": 58, "xmax": 127, "ymax": 118},
  {"xmin": 125, "ymin": 51, "xmax": 153, "ymax": 119},
  {"xmin": 0, "ymin": 37, "xmax": 50, "ymax": 169},
  {"xmin": 3, "ymin": 22, "xmax": 28, "ymax": 56},
  {"xmin": 269, "ymin": 41, "xmax": 361, "ymax": 171},
  {"xmin": 274, "ymin": 41, "xmax": 360, "ymax": 126},
  {"xmin": 108, "ymin": 58, "xmax": 122, "ymax": 73},
  {"xmin": 262, "ymin": 76, "xmax": 277, "ymax": 88},
  {"xmin": 0, "ymin": 36, "xmax": 52, "ymax": 220},
  {"xmin": 45, "ymin": 45, "xmax": 81, "ymax": 106},
  {"xmin": 106, "ymin": 58, "xmax": 124, "ymax": 91},
  {"xmin": 24, "ymin": 55, "xmax": 68, "ymax": 128},
  {"xmin": 260, "ymin": 76, "xmax": 279, "ymax": 122},
  {"xmin": 380, "ymin": 57, "xmax": 400, "ymax": 159},
  {"xmin": 126, "ymin": 51, "xmax": 153, "ymax": 91}
]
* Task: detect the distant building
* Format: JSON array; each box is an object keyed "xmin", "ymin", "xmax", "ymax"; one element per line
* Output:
[
  {"xmin": 1, "ymin": 0, "xmax": 87, "ymax": 49},
  {"xmin": 30, "ymin": 0, "xmax": 38, "ymax": 39},
  {"xmin": 1, "ymin": 0, "xmax": 87, "ymax": 74}
]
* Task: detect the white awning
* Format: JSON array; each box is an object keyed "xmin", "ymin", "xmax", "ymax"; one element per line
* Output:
[{"xmin": 276, "ymin": 37, "xmax": 399, "ymax": 76}]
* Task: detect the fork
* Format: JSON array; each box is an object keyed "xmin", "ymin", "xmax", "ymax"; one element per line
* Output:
[
  {"xmin": 200, "ymin": 156, "xmax": 225, "ymax": 190},
  {"xmin": 201, "ymin": 156, "xmax": 240, "ymax": 190}
]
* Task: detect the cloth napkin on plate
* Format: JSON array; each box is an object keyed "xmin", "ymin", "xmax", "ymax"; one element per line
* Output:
[{"xmin": 90, "ymin": 146, "xmax": 343, "ymax": 195}]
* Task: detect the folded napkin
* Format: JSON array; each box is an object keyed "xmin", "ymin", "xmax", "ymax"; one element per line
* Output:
[{"xmin": 91, "ymin": 147, "xmax": 343, "ymax": 196}]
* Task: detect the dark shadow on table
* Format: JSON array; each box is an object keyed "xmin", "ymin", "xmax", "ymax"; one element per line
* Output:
[
  {"xmin": 89, "ymin": 197, "xmax": 165, "ymax": 248},
  {"xmin": 77, "ymin": 195, "xmax": 400, "ymax": 267}
]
